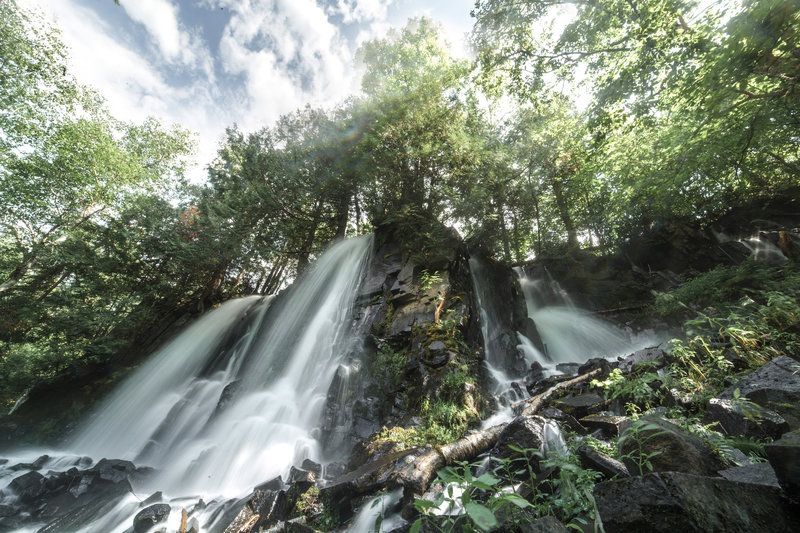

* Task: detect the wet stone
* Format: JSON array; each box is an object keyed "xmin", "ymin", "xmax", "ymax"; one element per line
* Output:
[
  {"xmin": 551, "ymin": 393, "xmax": 606, "ymax": 419},
  {"xmin": 580, "ymin": 414, "xmax": 628, "ymax": 436},
  {"xmin": 133, "ymin": 503, "xmax": 171, "ymax": 533}
]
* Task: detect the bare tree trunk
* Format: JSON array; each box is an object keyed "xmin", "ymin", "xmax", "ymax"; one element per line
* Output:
[
  {"xmin": 513, "ymin": 367, "xmax": 604, "ymax": 417},
  {"xmin": 394, "ymin": 424, "xmax": 505, "ymax": 495}
]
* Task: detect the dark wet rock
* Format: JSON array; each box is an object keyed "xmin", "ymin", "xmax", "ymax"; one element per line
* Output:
[
  {"xmin": 540, "ymin": 407, "xmax": 584, "ymax": 433},
  {"xmin": 519, "ymin": 515, "xmax": 569, "ymax": 532},
  {"xmin": 359, "ymin": 244, "xmax": 403, "ymax": 299},
  {"xmin": 133, "ymin": 503, "xmax": 171, "ymax": 533},
  {"xmin": 91, "ymin": 458, "xmax": 136, "ymax": 484},
  {"xmin": 525, "ymin": 375, "xmax": 571, "ymax": 397},
  {"xmin": 142, "ymin": 491, "xmax": 163, "ymax": 505},
  {"xmin": 706, "ymin": 397, "xmax": 789, "ymax": 439},
  {"xmin": 321, "ymin": 446, "xmax": 423, "ymax": 526},
  {"xmin": 492, "ymin": 415, "xmax": 547, "ymax": 462},
  {"xmin": 254, "ymin": 476, "xmax": 284, "ymax": 493},
  {"xmin": 300, "ymin": 459, "xmax": 322, "ymax": 477},
  {"xmin": 580, "ymin": 414, "xmax": 627, "ymax": 437},
  {"xmin": 618, "ymin": 416, "xmax": 725, "ymax": 476},
  {"xmin": 0, "ymin": 505, "xmax": 16, "ymax": 518},
  {"xmin": 36, "ymin": 480, "xmax": 132, "ymax": 533},
  {"xmin": 288, "ymin": 467, "xmax": 316, "ymax": 492},
  {"xmin": 525, "ymin": 361, "xmax": 546, "ymax": 387},
  {"xmin": 719, "ymin": 462, "xmax": 780, "ymax": 488},
  {"xmin": 577, "ymin": 446, "xmax": 629, "ymax": 479},
  {"xmin": 617, "ymin": 347, "xmax": 666, "ymax": 374},
  {"xmin": 285, "ymin": 517, "xmax": 316, "ymax": 533},
  {"xmin": 223, "ymin": 489, "xmax": 289, "ymax": 533},
  {"xmin": 578, "ymin": 357, "xmax": 615, "ymax": 376},
  {"xmin": 555, "ymin": 363, "xmax": 579, "ymax": 376},
  {"xmin": 518, "ymin": 317, "xmax": 546, "ymax": 355},
  {"xmin": 594, "ymin": 472, "xmax": 799, "ymax": 532},
  {"xmin": 765, "ymin": 428, "xmax": 800, "ymax": 500},
  {"xmin": 9, "ymin": 471, "xmax": 45, "ymax": 502},
  {"xmin": 717, "ymin": 356, "xmax": 800, "ymax": 429},
  {"xmin": 10, "ymin": 454, "xmax": 50, "ymax": 471},
  {"xmin": 551, "ymin": 393, "xmax": 606, "ymax": 419}
]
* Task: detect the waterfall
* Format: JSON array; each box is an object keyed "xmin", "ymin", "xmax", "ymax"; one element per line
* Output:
[
  {"xmin": 68, "ymin": 235, "xmax": 373, "ymax": 501},
  {"xmin": 469, "ymin": 257, "xmax": 520, "ymax": 400},
  {"xmin": 514, "ymin": 267, "xmax": 637, "ymax": 373}
]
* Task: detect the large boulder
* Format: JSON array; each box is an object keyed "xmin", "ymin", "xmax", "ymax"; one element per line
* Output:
[
  {"xmin": 765, "ymin": 428, "xmax": 800, "ymax": 501},
  {"xmin": 717, "ymin": 356, "xmax": 800, "ymax": 429},
  {"xmin": 618, "ymin": 416, "xmax": 724, "ymax": 476},
  {"xmin": 594, "ymin": 472, "xmax": 799, "ymax": 532},
  {"xmin": 706, "ymin": 397, "xmax": 789, "ymax": 439},
  {"xmin": 491, "ymin": 415, "xmax": 548, "ymax": 462},
  {"xmin": 617, "ymin": 347, "xmax": 667, "ymax": 373}
]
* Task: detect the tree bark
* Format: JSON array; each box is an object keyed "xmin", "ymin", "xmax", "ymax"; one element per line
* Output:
[
  {"xmin": 394, "ymin": 424, "xmax": 505, "ymax": 495},
  {"xmin": 551, "ymin": 176, "xmax": 579, "ymax": 250},
  {"xmin": 513, "ymin": 367, "xmax": 604, "ymax": 417}
]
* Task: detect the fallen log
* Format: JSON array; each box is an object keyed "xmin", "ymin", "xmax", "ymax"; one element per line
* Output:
[
  {"xmin": 394, "ymin": 424, "xmax": 505, "ymax": 494},
  {"xmin": 514, "ymin": 367, "xmax": 605, "ymax": 417}
]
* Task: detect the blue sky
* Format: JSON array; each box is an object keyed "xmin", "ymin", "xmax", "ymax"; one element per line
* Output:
[{"xmin": 20, "ymin": 0, "xmax": 476, "ymax": 181}]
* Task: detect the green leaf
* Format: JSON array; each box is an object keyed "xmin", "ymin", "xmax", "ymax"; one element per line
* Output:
[
  {"xmin": 409, "ymin": 518, "xmax": 423, "ymax": 533},
  {"xmin": 464, "ymin": 502, "xmax": 498, "ymax": 532}
]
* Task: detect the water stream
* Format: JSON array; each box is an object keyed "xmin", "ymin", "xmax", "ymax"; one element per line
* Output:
[{"xmin": 2, "ymin": 235, "xmax": 374, "ymax": 532}]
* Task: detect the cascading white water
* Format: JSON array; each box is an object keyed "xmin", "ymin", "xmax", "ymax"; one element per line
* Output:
[
  {"xmin": 469, "ymin": 258, "xmax": 519, "ymax": 399},
  {"xmin": 30, "ymin": 235, "xmax": 375, "ymax": 532},
  {"xmin": 69, "ymin": 295, "xmax": 270, "ymax": 462},
  {"xmin": 514, "ymin": 267, "xmax": 639, "ymax": 373}
]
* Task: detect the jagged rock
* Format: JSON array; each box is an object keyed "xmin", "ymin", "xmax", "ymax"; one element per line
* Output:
[
  {"xmin": 10, "ymin": 454, "xmax": 50, "ymax": 470},
  {"xmin": 359, "ymin": 244, "xmax": 403, "ymax": 299},
  {"xmin": 765, "ymin": 428, "xmax": 800, "ymax": 500},
  {"xmin": 577, "ymin": 446, "xmax": 629, "ymax": 479},
  {"xmin": 91, "ymin": 458, "xmax": 136, "ymax": 484},
  {"xmin": 36, "ymin": 480, "xmax": 132, "ymax": 533},
  {"xmin": 717, "ymin": 355, "xmax": 800, "ymax": 429},
  {"xmin": 133, "ymin": 503, "xmax": 171, "ymax": 533},
  {"xmin": 594, "ymin": 472, "xmax": 799, "ymax": 532},
  {"xmin": 551, "ymin": 393, "xmax": 606, "ymax": 419},
  {"xmin": 555, "ymin": 363, "xmax": 579, "ymax": 376},
  {"xmin": 525, "ymin": 362, "xmax": 546, "ymax": 388},
  {"xmin": 9, "ymin": 471, "xmax": 45, "ymax": 502},
  {"xmin": 580, "ymin": 414, "xmax": 627, "ymax": 437},
  {"xmin": 300, "ymin": 459, "xmax": 322, "ymax": 477},
  {"xmin": 187, "ymin": 516, "xmax": 200, "ymax": 533},
  {"xmin": 706, "ymin": 397, "xmax": 789, "ymax": 439},
  {"xmin": 254, "ymin": 476, "xmax": 284, "ymax": 492},
  {"xmin": 288, "ymin": 467, "xmax": 316, "ymax": 490},
  {"xmin": 578, "ymin": 357, "xmax": 615, "ymax": 376},
  {"xmin": 285, "ymin": 517, "xmax": 316, "ymax": 532},
  {"xmin": 142, "ymin": 491, "xmax": 163, "ymax": 505},
  {"xmin": 719, "ymin": 463, "xmax": 780, "ymax": 488},
  {"xmin": 618, "ymin": 416, "xmax": 724, "ymax": 476},
  {"xmin": 525, "ymin": 374, "xmax": 571, "ymax": 397},
  {"xmin": 492, "ymin": 416, "xmax": 548, "ymax": 462},
  {"xmin": 540, "ymin": 407, "xmax": 584, "ymax": 433},
  {"xmin": 617, "ymin": 347, "xmax": 666, "ymax": 373},
  {"xmin": 223, "ymin": 489, "xmax": 288, "ymax": 533}
]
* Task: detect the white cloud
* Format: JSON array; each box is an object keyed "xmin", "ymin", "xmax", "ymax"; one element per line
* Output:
[
  {"xmin": 331, "ymin": 0, "xmax": 394, "ymax": 24},
  {"xmin": 217, "ymin": 0, "xmax": 358, "ymax": 129}
]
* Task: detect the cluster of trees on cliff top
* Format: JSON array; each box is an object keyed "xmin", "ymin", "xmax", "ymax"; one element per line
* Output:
[{"xmin": 1, "ymin": 0, "xmax": 798, "ymax": 407}]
